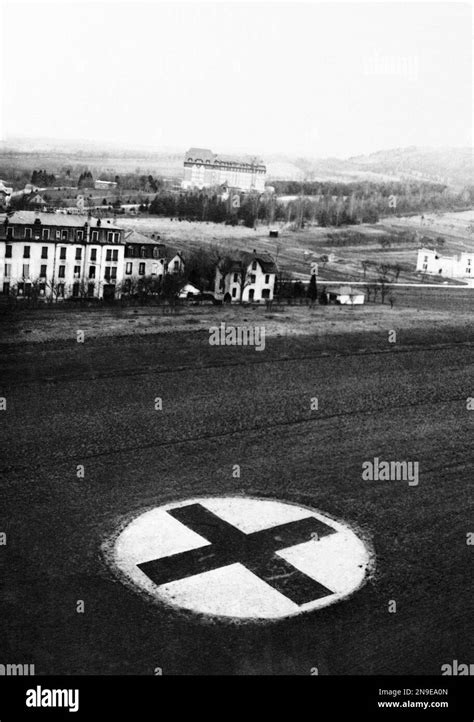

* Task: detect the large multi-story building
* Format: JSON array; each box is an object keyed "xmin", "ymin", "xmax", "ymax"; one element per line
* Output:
[
  {"xmin": 182, "ymin": 147, "xmax": 266, "ymax": 192},
  {"xmin": 0, "ymin": 211, "xmax": 125, "ymax": 300}
]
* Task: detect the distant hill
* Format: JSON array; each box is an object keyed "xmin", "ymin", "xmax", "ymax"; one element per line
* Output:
[{"xmin": 1, "ymin": 138, "xmax": 472, "ymax": 189}]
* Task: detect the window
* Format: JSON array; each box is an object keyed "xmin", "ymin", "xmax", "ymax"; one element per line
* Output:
[
  {"xmin": 5, "ymin": 245, "xmax": 12, "ymax": 258},
  {"xmin": 250, "ymin": 274, "xmax": 256, "ymax": 284},
  {"xmin": 41, "ymin": 246, "xmax": 48, "ymax": 259},
  {"xmin": 262, "ymin": 289, "xmax": 270, "ymax": 299},
  {"xmin": 466, "ymin": 268, "xmax": 471, "ymax": 274},
  {"xmin": 173, "ymin": 260, "xmax": 179, "ymax": 270},
  {"xmin": 467, "ymin": 259, "xmax": 471, "ymax": 266},
  {"xmin": 112, "ymin": 249, "xmax": 118, "ymax": 262},
  {"xmin": 106, "ymin": 249, "xmax": 112, "ymax": 261},
  {"xmin": 58, "ymin": 283, "xmax": 65, "ymax": 297},
  {"xmin": 23, "ymin": 246, "xmax": 30, "ymax": 258},
  {"xmin": 232, "ymin": 287, "xmax": 237, "ymax": 298},
  {"xmin": 40, "ymin": 265, "xmax": 47, "ymax": 278},
  {"xmin": 42, "ymin": 229, "xmax": 50, "ymax": 240},
  {"xmin": 422, "ymin": 263, "xmax": 428, "ymax": 271},
  {"xmin": 91, "ymin": 231, "xmax": 99, "ymax": 242},
  {"xmin": 17, "ymin": 282, "xmax": 24, "ymax": 295},
  {"xmin": 61, "ymin": 230, "xmax": 68, "ymax": 240},
  {"xmin": 25, "ymin": 228, "xmax": 32, "ymax": 239},
  {"xmin": 126, "ymin": 262, "xmax": 132, "ymax": 275},
  {"xmin": 265, "ymin": 274, "xmax": 270, "ymax": 284},
  {"xmin": 107, "ymin": 231, "xmax": 114, "ymax": 243},
  {"xmin": 89, "ymin": 266, "xmax": 96, "ymax": 279},
  {"xmin": 39, "ymin": 283, "xmax": 46, "ymax": 295},
  {"xmin": 104, "ymin": 266, "xmax": 111, "ymax": 281},
  {"xmin": 56, "ymin": 230, "xmax": 61, "ymax": 240},
  {"xmin": 248, "ymin": 289, "xmax": 255, "ymax": 301},
  {"xmin": 60, "ymin": 247, "xmax": 67, "ymax": 260},
  {"xmin": 75, "ymin": 248, "xmax": 82, "ymax": 260},
  {"xmin": 423, "ymin": 256, "xmax": 428, "ymax": 262},
  {"xmin": 111, "ymin": 267, "xmax": 117, "ymax": 280},
  {"xmin": 87, "ymin": 282, "xmax": 95, "ymax": 297},
  {"xmin": 105, "ymin": 266, "xmax": 117, "ymax": 281},
  {"xmin": 22, "ymin": 264, "xmax": 30, "ymax": 278},
  {"xmin": 72, "ymin": 283, "xmax": 80, "ymax": 297},
  {"xmin": 252, "ymin": 261, "xmax": 257, "ymax": 270},
  {"xmin": 4, "ymin": 264, "xmax": 11, "ymax": 277},
  {"xmin": 139, "ymin": 262, "xmax": 145, "ymax": 276},
  {"xmin": 140, "ymin": 246, "xmax": 146, "ymax": 258},
  {"xmin": 74, "ymin": 266, "xmax": 81, "ymax": 278},
  {"xmin": 90, "ymin": 248, "xmax": 97, "ymax": 262},
  {"xmin": 153, "ymin": 247, "xmax": 159, "ymax": 259},
  {"xmin": 233, "ymin": 273, "xmax": 238, "ymax": 282},
  {"xmin": 6, "ymin": 226, "xmax": 13, "ymax": 238},
  {"xmin": 76, "ymin": 230, "xmax": 84, "ymax": 241},
  {"xmin": 24, "ymin": 283, "xmax": 31, "ymax": 297},
  {"xmin": 58, "ymin": 265, "xmax": 65, "ymax": 278},
  {"xmin": 3, "ymin": 282, "xmax": 10, "ymax": 295}
]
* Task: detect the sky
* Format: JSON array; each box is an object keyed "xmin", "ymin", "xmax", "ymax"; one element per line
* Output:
[{"xmin": 0, "ymin": 0, "xmax": 472, "ymax": 158}]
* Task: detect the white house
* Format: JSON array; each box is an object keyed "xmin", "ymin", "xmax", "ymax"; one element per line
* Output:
[
  {"xmin": 214, "ymin": 250, "xmax": 277, "ymax": 303},
  {"xmin": 416, "ymin": 247, "xmax": 473, "ymax": 280}
]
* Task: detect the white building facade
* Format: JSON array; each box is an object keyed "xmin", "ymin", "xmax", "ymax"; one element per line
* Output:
[
  {"xmin": 214, "ymin": 251, "xmax": 277, "ymax": 303},
  {"xmin": 183, "ymin": 148, "xmax": 266, "ymax": 192},
  {"xmin": 416, "ymin": 247, "xmax": 473, "ymax": 280},
  {"xmin": 0, "ymin": 211, "xmax": 125, "ymax": 300}
]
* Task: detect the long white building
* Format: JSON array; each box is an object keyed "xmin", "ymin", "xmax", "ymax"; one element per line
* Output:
[{"xmin": 183, "ymin": 148, "xmax": 266, "ymax": 192}]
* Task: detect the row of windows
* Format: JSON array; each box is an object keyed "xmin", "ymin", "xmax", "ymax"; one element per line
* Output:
[
  {"xmin": 2, "ymin": 281, "xmax": 105, "ymax": 298},
  {"xmin": 126, "ymin": 245, "xmax": 164, "ymax": 259},
  {"xmin": 4, "ymin": 264, "xmax": 118, "ymax": 280},
  {"xmin": 230, "ymin": 288, "xmax": 271, "ymax": 299},
  {"xmin": 5, "ymin": 227, "xmax": 121, "ymax": 243},
  {"xmin": 4, "ymin": 245, "xmax": 119, "ymax": 261},
  {"xmin": 231, "ymin": 272, "xmax": 271, "ymax": 284}
]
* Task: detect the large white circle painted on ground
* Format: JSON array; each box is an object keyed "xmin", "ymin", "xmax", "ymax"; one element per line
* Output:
[{"xmin": 108, "ymin": 497, "xmax": 373, "ymax": 621}]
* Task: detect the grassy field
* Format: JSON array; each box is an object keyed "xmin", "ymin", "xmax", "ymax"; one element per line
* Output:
[
  {"xmin": 117, "ymin": 209, "xmax": 474, "ymax": 283},
  {"xmin": 0, "ymin": 314, "xmax": 472, "ymax": 674},
  {"xmin": 0, "ymin": 285, "xmax": 472, "ymax": 346}
]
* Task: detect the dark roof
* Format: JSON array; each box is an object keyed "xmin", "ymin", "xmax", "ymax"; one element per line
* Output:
[
  {"xmin": 223, "ymin": 250, "xmax": 277, "ymax": 274},
  {"xmin": 2, "ymin": 210, "xmax": 122, "ymax": 230},
  {"xmin": 184, "ymin": 147, "xmax": 265, "ymax": 169}
]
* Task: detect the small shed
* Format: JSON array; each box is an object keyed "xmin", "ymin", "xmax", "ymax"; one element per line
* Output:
[
  {"xmin": 269, "ymin": 229, "xmax": 279, "ymax": 238},
  {"xmin": 329, "ymin": 286, "xmax": 365, "ymax": 305}
]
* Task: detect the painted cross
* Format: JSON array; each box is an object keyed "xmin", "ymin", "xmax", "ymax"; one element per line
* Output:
[
  {"xmin": 108, "ymin": 497, "xmax": 372, "ymax": 620},
  {"xmin": 138, "ymin": 503, "xmax": 336, "ymax": 605}
]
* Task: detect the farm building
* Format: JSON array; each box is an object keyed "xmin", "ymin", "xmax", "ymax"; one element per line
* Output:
[
  {"xmin": 327, "ymin": 286, "xmax": 365, "ymax": 305},
  {"xmin": 416, "ymin": 247, "xmax": 473, "ymax": 280}
]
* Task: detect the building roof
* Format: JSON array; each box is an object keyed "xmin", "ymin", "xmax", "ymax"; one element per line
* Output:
[
  {"xmin": 184, "ymin": 147, "xmax": 265, "ymax": 169},
  {"xmin": 124, "ymin": 229, "xmax": 164, "ymax": 246},
  {"xmin": 1, "ymin": 210, "xmax": 122, "ymax": 230},
  {"xmin": 223, "ymin": 250, "xmax": 277, "ymax": 274}
]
